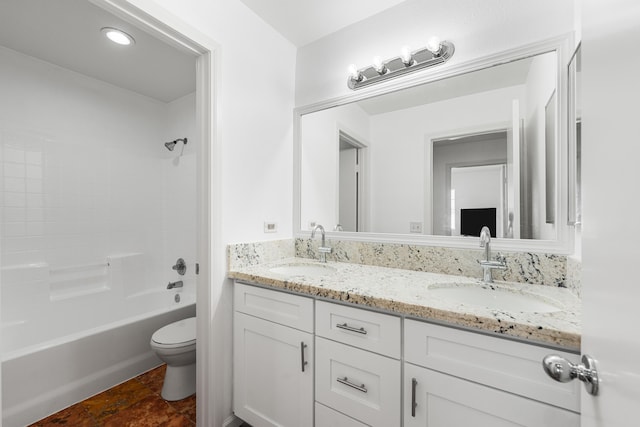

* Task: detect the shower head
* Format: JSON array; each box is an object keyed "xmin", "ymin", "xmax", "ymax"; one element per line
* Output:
[{"xmin": 164, "ymin": 138, "xmax": 188, "ymax": 151}]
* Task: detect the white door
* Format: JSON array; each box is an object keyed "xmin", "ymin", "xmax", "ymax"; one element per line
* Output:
[
  {"xmin": 339, "ymin": 146, "xmax": 358, "ymax": 232},
  {"xmin": 579, "ymin": 1, "xmax": 640, "ymax": 426}
]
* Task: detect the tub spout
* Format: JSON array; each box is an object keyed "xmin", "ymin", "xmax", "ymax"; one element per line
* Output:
[{"xmin": 167, "ymin": 280, "xmax": 183, "ymax": 289}]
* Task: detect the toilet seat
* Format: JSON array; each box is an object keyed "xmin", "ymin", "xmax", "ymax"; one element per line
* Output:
[{"xmin": 151, "ymin": 317, "xmax": 196, "ymax": 349}]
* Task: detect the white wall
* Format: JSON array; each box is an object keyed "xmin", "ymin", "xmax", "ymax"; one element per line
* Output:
[
  {"xmin": 138, "ymin": 0, "xmax": 296, "ymax": 245},
  {"xmin": 452, "ymin": 165, "xmax": 504, "ymax": 237},
  {"xmin": 300, "ymin": 103, "xmax": 370, "ymax": 231},
  {"xmin": 295, "ymin": 0, "xmax": 575, "ymax": 106}
]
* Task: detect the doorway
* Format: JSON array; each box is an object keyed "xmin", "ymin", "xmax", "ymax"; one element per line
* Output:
[
  {"xmin": 338, "ymin": 130, "xmax": 366, "ymax": 232},
  {"xmin": 432, "ymin": 130, "xmax": 509, "ymax": 237}
]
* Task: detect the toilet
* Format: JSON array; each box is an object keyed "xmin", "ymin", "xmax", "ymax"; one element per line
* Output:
[{"xmin": 150, "ymin": 317, "xmax": 196, "ymax": 401}]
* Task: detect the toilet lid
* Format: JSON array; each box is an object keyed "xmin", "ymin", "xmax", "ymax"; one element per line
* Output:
[{"xmin": 152, "ymin": 317, "xmax": 196, "ymax": 346}]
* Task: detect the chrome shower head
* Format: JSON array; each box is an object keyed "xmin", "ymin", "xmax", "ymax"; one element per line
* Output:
[{"xmin": 164, "ymin": 138, "xmax": 187, "ymax": 151}]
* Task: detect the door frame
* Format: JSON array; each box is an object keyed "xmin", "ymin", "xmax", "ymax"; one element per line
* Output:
[{"xmin": 88, "ymin": 1, "xmax": 220, "ymax": 425}]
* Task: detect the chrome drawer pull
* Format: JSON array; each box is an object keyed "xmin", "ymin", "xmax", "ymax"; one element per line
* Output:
[
  {"xmin": 336, "ymin": 323, "xmax": 367, "ymax": 335},
  {"xmin": 411, "ymin": 378, "xmax": 418, "ymax": 417},
  {"xmin": 337, "ymin": 376, "xmax": 368, "ymax": 393},
  {"xmin": 300, "ymin": 342, "xmax": 308, "ymax": 372}
]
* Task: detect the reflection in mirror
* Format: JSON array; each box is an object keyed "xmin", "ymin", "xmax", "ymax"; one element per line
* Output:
[
  {"xmin": 545, "ymin": 90, "xmax": 557, "ymax": 224},
  {"xmin": 432, "ymin": 131, "xmax": 508, "ymax": 238},
  {"xmin": 338, "ymin": 131, "xmax": 366, "ymax": 232},
  {"xmin": 568, "ymin": 45, "xmax": 582, "ymax": 225},
  {"xmin": 300, "ymin": 49, "xmax": 561, "ymax": 241}
]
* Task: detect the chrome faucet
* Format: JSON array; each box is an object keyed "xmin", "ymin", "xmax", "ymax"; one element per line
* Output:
[
  {"xmin": 311, "ymin": 224, "xmax": 332, "ymax": 263},
  {"xmin": 167, "ymin": 280, "xmax": 183, "ymax": 289},
  {"xmin": 478, "ymin": 226, "xmax": 506, "ymax": 283}
]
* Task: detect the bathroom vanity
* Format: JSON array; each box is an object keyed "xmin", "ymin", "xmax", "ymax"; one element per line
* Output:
[{"xmin": 230, "ymin": 259, "xmax": 580, "ymax": 427}]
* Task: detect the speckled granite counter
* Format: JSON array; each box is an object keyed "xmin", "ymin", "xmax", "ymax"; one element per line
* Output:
[{"xmin": 228, "ymin": 257, "xmax": 581, "ymax": 351}]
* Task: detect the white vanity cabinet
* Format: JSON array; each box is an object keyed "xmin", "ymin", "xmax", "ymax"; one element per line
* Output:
[
  {"xmin": 403, "ymin": 319, "xmax": 581, "ymax": 427},
  {"xmin": 233, "ymin": 283, "xmax": 314, "ymax": 427},
  {"xmin": 233, "ymin": 281, "xmax": 581, "ymax": 427},
  {"xmin": 315, "ymin": 301, "xmax": 402, "ymax": 427}
]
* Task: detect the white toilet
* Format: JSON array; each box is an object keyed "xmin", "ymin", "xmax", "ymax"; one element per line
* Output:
[{"xmin": 150, "ymin": 317, "xmax": 196, "ymax": 401}]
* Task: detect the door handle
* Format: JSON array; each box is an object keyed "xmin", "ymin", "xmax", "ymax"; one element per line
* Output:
[
  {"xmin": 300, "ymin": 342, "xmax": 308, "ymax": 372},
  {"xmin": 542, "ymin": 354, "xmax": 599, "ymax": 396},
  {"xmin": 411, "ymin": 377, "xmax": 418, "ymax": 417},
  {"xmin": 337, "ymin": 377, "xmax": 368, "ymax": 393},
  {"xmin": 336, "ymin": 322, "xmax": 367, "ymax": 334}
]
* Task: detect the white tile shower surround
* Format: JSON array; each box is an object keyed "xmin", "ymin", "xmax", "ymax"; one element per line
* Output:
[{"xmin": 0, "ymin": 46, "xmax": 196, "ymax": 297}]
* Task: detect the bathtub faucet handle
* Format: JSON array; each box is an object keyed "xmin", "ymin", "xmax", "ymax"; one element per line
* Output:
[
  {"xmin": 167, "ymin": 280, "xmax": 183, "ymax": 289},
  {"xmin": 172, "ymin": 258, "xmax": 186, "ymax": 275}
]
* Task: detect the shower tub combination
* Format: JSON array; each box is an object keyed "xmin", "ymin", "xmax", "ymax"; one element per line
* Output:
[{"xmin": 1, "ymin": 254, "xmax": 196, "ymax": 427}]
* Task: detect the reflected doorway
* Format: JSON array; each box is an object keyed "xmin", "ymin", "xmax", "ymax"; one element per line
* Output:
[
  {"xmin": 338, "ymin": 130, "xmax": 366, "ymax": 232},
  {"xmin": 432, "ymin": 130, "xmax": 512, "ymax": 237}
]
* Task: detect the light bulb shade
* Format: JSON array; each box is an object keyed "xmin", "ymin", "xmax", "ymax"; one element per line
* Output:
[
  {"xmin": 347, "ymin": 64, "xmax": 360, "ymax": 80},
  {"xmin": 426, "ymin": 36, "xmax": 442, "ymax": 54},
  {"xmin": 101, "ymin": 27, "xmax": 135, "ymax": 46},
  {"xmin": 372, "ymin": 56, "xmax": 387, "ymax": 74},
  {"xmin": 400, "ymin": 46, "xmax": 413, "ymax": 65}
]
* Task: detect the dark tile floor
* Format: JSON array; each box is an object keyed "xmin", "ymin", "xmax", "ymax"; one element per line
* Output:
[{"xmin": 29, "ymin": 365, "xmax": 196, "ymax": 427}]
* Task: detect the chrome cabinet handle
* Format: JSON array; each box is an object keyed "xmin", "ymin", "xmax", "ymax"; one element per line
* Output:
[
  {"xmin": 542, "ymin": 354, "xmax": 599, "ymax": 396},
  {"xmin": 300, "ymin": 342, "xmax": 308, "ymax": 372},
  {"xmin": 336, "ymin": 323, "xmax": 367, "ymax": 335},
  {"xmin": 337, "ymin": 377, "xmax": 368, "ymax": 393},
  {"xmin": 411, "ymin": 378, "xmax": 418, "ymax": 417}
]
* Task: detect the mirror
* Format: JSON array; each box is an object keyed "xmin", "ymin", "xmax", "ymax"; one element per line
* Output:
[
  {"xmin": 298, "ymin": 42, "xmax": 569, "ymax": 247},
  {"xmin": 567, "ymin": 44, "xmax": 582, "ymax": 225}
]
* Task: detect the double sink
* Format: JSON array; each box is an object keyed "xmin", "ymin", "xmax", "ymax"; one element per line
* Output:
[{"xmin": 268, "ymin": 262, "xmax": 562, "ymax": 314}]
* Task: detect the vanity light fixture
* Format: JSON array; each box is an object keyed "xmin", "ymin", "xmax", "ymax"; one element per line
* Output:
[
  {"xmin": 347, "ymin": 37, "xmax": 454, "ymax": 90},
  {"xmin": 101, "ymin": 27, "xmax": 135, "ymax": 46}
]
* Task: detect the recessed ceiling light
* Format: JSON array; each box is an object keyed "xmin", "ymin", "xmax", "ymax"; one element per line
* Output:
[{"xmin": 101, "ymin": 27, "xmax": 135, "ymax": 46}]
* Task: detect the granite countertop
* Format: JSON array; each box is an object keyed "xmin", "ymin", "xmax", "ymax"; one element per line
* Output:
[{"xmin": 228, "ymin": 257, "xmax": 581, "ymax": 351}]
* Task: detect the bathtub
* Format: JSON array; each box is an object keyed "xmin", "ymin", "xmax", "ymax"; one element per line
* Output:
[{"xmin": 1, "ymin": 260, "xmax": 196, "ymax": 427}]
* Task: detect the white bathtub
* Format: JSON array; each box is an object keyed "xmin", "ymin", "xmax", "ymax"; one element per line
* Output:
[{"xmin": 1, "ymin": 260, "xmax": 196, "ymax": 427}]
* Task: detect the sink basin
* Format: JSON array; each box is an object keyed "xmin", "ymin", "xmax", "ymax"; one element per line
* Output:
[
  {"xmin": 429, "ymin": 285, "xmax": 561, "ymax": 313},
  {"xmin": 269, "ymin": 263, "xmax": 337, "ymax": 277}
]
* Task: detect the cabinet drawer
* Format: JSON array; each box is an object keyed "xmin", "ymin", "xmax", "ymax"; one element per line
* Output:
[
  {"xmin": 404, "ymin": 319, "xmax": 581, "ymax": 412},
  {"xmin": 404, "ymin": 363, "xmax": 579, "ymax": 427},
  {"xmin": 315, "ymin": 403, "xmax": 369, "ymax": 427},
  {"xmin": 316, "ymin": 300, "xmax": 400, "ymax": 358},
  {"xmin": 234, "ymin": 282, "xmax": 313, "ymax": 333},
  {"xmin": 316, "ymin": 337, "xmax": 400, "ymax": 427}
]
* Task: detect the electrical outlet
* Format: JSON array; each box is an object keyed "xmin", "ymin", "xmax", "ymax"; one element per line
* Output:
[
  {"xmin": 264, "ymin": 222, "xmax": 277, "ymax": 233},
  {"xmin": 409, "ymin": 222, "xmax": 423, "ymax": 233}
]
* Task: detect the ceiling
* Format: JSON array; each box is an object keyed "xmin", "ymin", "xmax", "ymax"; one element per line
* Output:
[
  {"xmin": 238, "ymin": 0, "xmax": 408, "ymax": 47},
  {"xmin": 0, "ymin": 0, "xmax": 196, "ymax": 103}
]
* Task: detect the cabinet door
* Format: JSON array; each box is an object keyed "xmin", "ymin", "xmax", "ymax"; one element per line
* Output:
[
  {"xmin": 234, "ymin": 312, "xmax": 313, "ymax": 427},
  {"xmin": 404, "ymin": 363, "xmax": 579, "ymax": 427}
]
